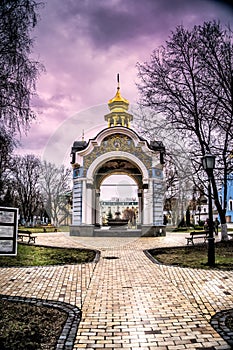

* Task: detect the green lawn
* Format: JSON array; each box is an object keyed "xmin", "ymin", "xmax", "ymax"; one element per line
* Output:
[
  {"xmin": 18, "ymin": 226, "xmax": 62, "ymax": 233},
  {"xmin": 0, "ymin": 244, "xmax": 97, "ymax": 267},
  {"xmin": 149, "ymin": 240, "xmax": 233, "ymax": 270}
]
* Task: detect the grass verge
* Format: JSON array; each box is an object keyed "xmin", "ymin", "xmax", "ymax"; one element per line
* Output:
[
  {"xmin": 0, "ymin": 244, "xmax": 96, "ymax": 267},
  {"xmin": 149, "ymin": 240, "xmax": 233, "ymax": 270},
  {"xmin": 226, "ymin": 316, "xmax": 233, "ymax": 331},
  {"xmin": 0, "ymin": 299, "xmax": 67, "ymax": 350}
]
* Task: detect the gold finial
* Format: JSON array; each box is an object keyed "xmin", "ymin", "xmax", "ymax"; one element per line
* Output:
[
  {"xmin": 82, "ymin": 129, "xmax": 84, "ymax": 141},
  {"xmin": 108, "ymin": 74, "xmax": 129, "ymax": 105}
]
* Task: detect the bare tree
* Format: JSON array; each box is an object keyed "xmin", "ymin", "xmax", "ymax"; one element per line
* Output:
[
  {"xmin": 134, "ymin": 106, "xmax": 194, "ymax": 227},
  {"xmin": 0, "ymin": 128, "xmax": 16, "ymax": 205},
  {"xmin": 0, "ymin": 0, "xmax": 43, "ymax": 134},
  {"xmin": 0, "ymin": 1, "xmax": 43, "ymax": 202},
  {"xmin": 40, "ymin": 161, "xmax": 71, "ymax": 226},
  {"xmin": 10, "ymin": 154, "xmax": 42, "ymax": 223},
  {"xmin": 137, "ymin": 21, "xmax": 233, "ymax": 240}
]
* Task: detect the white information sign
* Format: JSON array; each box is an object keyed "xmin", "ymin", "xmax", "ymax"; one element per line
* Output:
[
  {"xmin": 0, "ymin": 211, "xmax": 15, "ymax": 224},
  {"xmin": 0, "ymin": 207, "xmax": 18, "ymax": 255},
  {"xmin": 0, "ymin": 226, "xmax": 14, "ymax": 237}
]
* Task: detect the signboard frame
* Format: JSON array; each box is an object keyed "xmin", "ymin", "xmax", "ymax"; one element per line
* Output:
[{"xmin": 0, "ymin": 207, "xmax": 18, "ymax": 256}]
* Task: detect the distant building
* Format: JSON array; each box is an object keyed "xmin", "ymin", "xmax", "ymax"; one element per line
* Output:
[
  {"xmin": 193, "ymin": 199, "xmax": 209, "ymax": 225},
  {"xmin": 219, "ymin": 175, "xmax": 233, "ymax": 223},
  {"xmin": 100, "ymin": 197, "xmax": 138, "ymax": 225},
  {"xmin": 192, "ymin": 185, "xmax": 218, "ymax": 225}
]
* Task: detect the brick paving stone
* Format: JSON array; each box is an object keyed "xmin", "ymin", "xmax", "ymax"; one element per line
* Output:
[{"xmin": 0, "ymin": 232, "xmax": 232, "ymax": 349}]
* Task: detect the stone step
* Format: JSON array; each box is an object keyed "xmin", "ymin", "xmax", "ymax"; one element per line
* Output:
[{"xmin": 93, "ymin": 229, "xmax": 142, "ymax": 237}]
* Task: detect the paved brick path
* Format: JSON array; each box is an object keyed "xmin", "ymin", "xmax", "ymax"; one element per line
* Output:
[{"xmin": 0, "ymin": 232, "xmax": 232, "ymax": 349}]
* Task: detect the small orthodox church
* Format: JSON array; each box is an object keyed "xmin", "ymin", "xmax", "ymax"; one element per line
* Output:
[{"xmin": 70, "ymin": 76, "xmax": 166, "ymax": 237}]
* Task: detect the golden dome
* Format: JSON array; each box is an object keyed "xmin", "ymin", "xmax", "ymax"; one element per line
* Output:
[
  {"xmin": 105, "ymin": 74, "xmax": 133, "ymax": 128},
  {"xmin": 108, "ymin": 87, "xmax": 129, "ymax": 105}
]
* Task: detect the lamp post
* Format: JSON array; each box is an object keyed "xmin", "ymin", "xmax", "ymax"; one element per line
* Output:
[{"xmin": 201, "ymin": 153, "xmax": 216, "ymax": 267}]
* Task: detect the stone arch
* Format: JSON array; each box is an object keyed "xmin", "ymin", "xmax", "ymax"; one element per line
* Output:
[
  {"xmin": 84, "ymin": 152, "xmax": 149, "ymax": 228},
  {"xmin": 86, "ymin": 151, "xmax": 149, "ymax": 184}
]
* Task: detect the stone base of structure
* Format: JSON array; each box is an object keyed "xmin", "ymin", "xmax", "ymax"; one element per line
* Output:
[
  {"xmin": 70, "ymin": 225, "xmax": 166, "ymax": 237},
  {"xmin": 70, "ymin": 225, "xmax": 94, "ymax": 236},
  {"xmin": 141, "ymin": 225, "xmax": 166, "ymax": 237}
]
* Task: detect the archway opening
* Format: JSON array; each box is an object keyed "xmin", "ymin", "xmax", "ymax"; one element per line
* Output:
[{"xmin": 100, "ymin": 174, "xmax": 139, "ymax": 227}]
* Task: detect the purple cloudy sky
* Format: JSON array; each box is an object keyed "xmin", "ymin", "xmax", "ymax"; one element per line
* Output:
[{"xmin": 19, "ymin": 0, "xmax": 233, "ymax": 166}]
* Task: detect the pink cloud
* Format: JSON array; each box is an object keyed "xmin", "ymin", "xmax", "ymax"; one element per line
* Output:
[{"xmin": 18, "ymin": 0, "xmax": 233, "ymax": 166}]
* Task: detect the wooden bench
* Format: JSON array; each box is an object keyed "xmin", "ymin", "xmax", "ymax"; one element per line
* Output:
[
  {"xmin": 18, "ymin": 230, "xmax": 37, "ymax": 244},
  {"xmin": 186, "ymin": 231, "xmax": 209, "ymax": 245},
  {"xmin": 42, "ymin": 226, "xmax": 57, "ymax": 233}
]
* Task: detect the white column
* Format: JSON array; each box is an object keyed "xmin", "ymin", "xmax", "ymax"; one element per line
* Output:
[
  {"xmin": 82, "ymin": 180, "xmax": 87, "ymax": 224},
  {"xmin": 95, "ymin": 190, "xmax": 101, "ymax": 224},
  {"xmin": 148, "ymin": 180, "xmax": 153, "ymax": 223},
  {"xmin": 143, "ymin": 187, "xmax": 151, "ymax": 225},
  {"xmin": 86, "ymin": 183, "xmax": 93, "ymax": 224},
  {"xmin": 138, "ymin": 190, "xmax": 142, "ymax": 224},
  {"xmin": 72, "ymin": 179, "xmax": 82, "ymax": 225},
  {"xmin": 153, "ymin": 179, "xmax": 164, "ymax": 225}
]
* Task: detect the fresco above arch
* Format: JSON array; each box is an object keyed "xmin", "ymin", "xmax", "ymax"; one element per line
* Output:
[
  {"xmin": 94, "ymin": 159, "xmax": 143, "ymax": 189},
  {"xmin": 83, "ymin": 133, "xmax": 153, "ymax": 171}
]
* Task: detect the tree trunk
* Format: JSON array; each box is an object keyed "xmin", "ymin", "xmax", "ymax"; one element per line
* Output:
[
  {"xmin": 221, "ymin": 223, "xmax": 228, "ymax": 241},
  {"xmin": 217, "ymin": 209, "xmax": 228, "ymax": 240},
  {"xmin": 212, "ymin": 178, "xmax": 228, "ymax": 241}
]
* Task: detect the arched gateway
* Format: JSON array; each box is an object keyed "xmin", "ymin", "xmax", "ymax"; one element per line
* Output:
[{"xmin": 70, "ymin": 79, "xmax": 165, "ymax": 236}]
